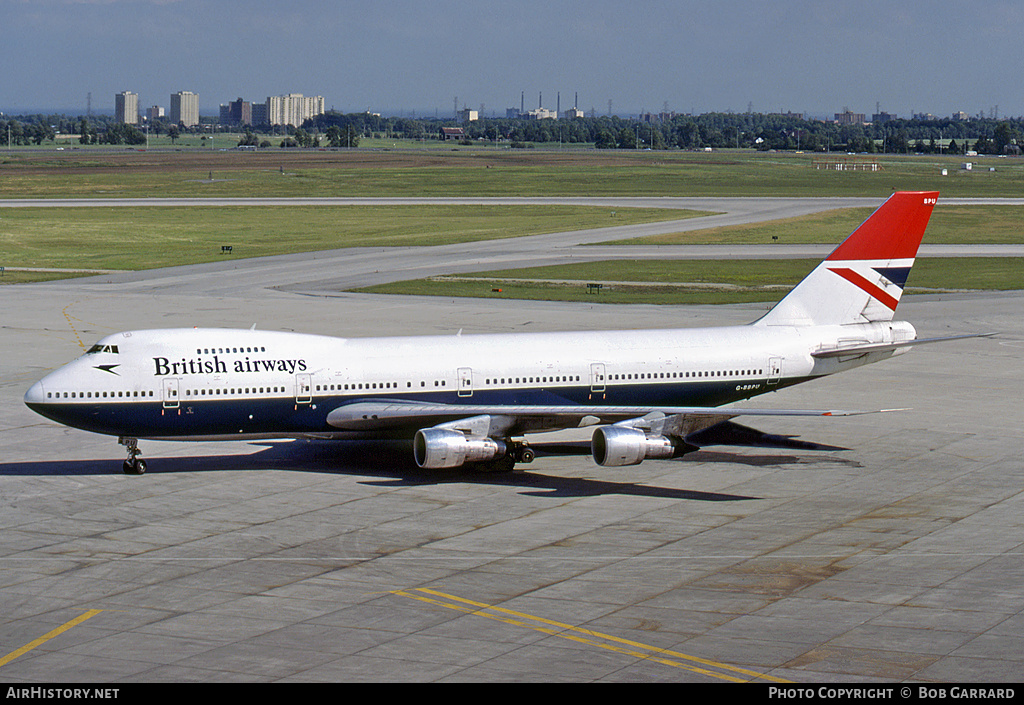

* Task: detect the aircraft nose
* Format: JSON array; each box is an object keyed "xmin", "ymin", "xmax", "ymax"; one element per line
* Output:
[{"xmin": 24, "ymin": 379, "xmax": 47, "ymax": 407}]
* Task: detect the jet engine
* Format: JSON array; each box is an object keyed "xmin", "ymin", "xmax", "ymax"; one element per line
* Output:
[
  {"xmin": 414, "ymin": 428, "xmax": 507, "ymax": 469},
  {"xmin": 591, "ymin": 425, "xmax": 684, "ymax": 467}
]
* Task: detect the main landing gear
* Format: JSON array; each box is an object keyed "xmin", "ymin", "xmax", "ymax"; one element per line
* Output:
[
  {"xmin": 513, "ymin": 442, "xmax": 536, "ymax": 465},
  {"xmin": 477, "ymin": 441, "xmax": 535, "ymax": 473},
  {"xmin": 119, "ymin": 437, "xmax": 147, "ymax": 475}
]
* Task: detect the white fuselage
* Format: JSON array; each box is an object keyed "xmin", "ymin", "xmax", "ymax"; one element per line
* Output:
[{"xmin": 24, "ymin": 320, "xmax": 913, "ymax": 442}]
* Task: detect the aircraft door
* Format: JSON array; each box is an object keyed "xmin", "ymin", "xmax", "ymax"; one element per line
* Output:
[
  {"xmin": 295, "ymin": 373, "xmax": 312, "ymax": 404},
  {"xmin": 767, "ymin": 356, "xmax": 783, "ymax": 385},
  {"xmin": 162, "ymin": 378, "xmax": 180, "ymax": 409},
  {"xmin": 590, "ymin": 363, "xmax": 606, "ymax": 393},
  {"xmin": 457, "ymin": 367, "xmax": 473, "ymax": 397}
]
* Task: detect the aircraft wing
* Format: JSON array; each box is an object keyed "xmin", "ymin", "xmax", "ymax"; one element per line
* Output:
[{"xmin": 325, "ymin": 399, "xmax": 878, "ymax": 437}]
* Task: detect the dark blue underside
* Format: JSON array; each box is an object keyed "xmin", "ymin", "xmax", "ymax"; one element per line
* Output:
[{"xmin": 29, "ymin": 377, "xmax": 808, "ymax": 439}]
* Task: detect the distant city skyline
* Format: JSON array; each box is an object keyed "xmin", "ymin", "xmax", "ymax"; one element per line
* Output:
[{"xmin": 3, "ymin": 0, "xmax": 1022, "ymax": 119}]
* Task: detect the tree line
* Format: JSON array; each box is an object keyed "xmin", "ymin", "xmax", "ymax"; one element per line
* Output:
[
  {"xmin": 3, "ymin": 110, "xmax": 1022, "ymax": 154},
  {"xmin": 303, "ymin": 110, "xmax": 1024, "ymax": 154},
  {"xmin": 1, "ymin": 114, "xmax": 150, "ymax": 146}
]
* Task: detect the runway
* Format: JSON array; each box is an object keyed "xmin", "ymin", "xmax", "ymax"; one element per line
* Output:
[{"xmin": 1, "ymin": 197, "xmax": 1022, "ymax": 682}]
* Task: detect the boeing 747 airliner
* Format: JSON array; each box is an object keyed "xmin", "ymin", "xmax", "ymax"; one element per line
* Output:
[{"xmin": 25, "ymin": 191, "xmax": 977, "ymax": 474}]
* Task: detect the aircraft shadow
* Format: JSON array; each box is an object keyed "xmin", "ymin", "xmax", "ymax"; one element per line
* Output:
[
  {"xmin": 0, "ymin": 439, "xmax": 791, "ymax": 503},
  {"xmin": 0, "ymin": 434, "xmax": 861, "ymax": 502}
]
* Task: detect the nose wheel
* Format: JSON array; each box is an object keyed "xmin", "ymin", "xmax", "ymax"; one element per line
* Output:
[{"xmin": 119, "ymin": 437, "xmax": 146, "ymax": 475}]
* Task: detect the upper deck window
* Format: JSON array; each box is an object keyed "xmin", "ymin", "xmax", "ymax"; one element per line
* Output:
[{"xmin": 86, "ymin": 344, "xmax": 119, "ymax": 354}]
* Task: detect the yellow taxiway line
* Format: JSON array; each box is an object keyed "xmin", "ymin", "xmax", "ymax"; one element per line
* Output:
[
  {"xmin": 392, "ymin": 587, "xmax": 790, "ymax": 683},
  {"xmin": 0, "ymin": 610, "xmax": 103, "ymax": 669}
]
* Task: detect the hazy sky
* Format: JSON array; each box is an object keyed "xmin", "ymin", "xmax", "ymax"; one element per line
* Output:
[{"xmin": 4, "ymin": 0, "xmax": 1022, "ymax": 118}]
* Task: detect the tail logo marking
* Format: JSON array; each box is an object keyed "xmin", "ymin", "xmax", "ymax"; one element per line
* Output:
[{"xmin": 827, "ymin": 266, "xmax": 903, "ymax": 311}]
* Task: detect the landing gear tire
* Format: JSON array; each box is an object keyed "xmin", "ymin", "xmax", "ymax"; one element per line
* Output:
[
  {"xmin": 122, "ymin": 458, "xmax": 146, "ymax": 475},
  {"xmin": 119, "ymin": 437, "xmax": 145, "ymax": 475},
  {"xmin": 510, "ymin": 442, "xmax": 535, "ymax": 465},
  {"xmin": 475, "ymin": 443, "xmax": 535, "ymax": 473}
]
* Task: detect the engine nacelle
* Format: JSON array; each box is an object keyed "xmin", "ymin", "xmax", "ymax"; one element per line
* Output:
[
  {"xmin": 414, "ymin": 428, "xmax": 507, "ymax": 469},
  {"xmin": 591, "ymin": 426, "xmax": 680, "ymax": 467}
]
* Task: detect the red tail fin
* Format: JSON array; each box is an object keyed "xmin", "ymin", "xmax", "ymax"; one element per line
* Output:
[
  {"xmin": 755, "ymin": 192, "xmax": 938, "ymax": 327},
  {"xmin": 827, "ymin": 191, "xmax": 938, "ymax": 262}
]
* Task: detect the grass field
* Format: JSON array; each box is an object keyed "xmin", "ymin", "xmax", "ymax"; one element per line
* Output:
[
  {"xmin": 353, "ymin": 257, "xmax": 1024, "ymax": 306},
  {"xmin": 0, "ymin": 205, "xmax": 708, "ymax": 273},
  {"xmin": 610, "ymin": 204, "xmax": 1024, "ymax": 246},
  {"xmin": 3, "ymin": 202, "xmax": 1017, "ymax": 277},
  {"xmin": 3, "ymin": 147, "xmax": 1020, "ymax": 299},
  {"xmin": 2, "ymin": 148, "xmax": 1023, "ymax": 198}
]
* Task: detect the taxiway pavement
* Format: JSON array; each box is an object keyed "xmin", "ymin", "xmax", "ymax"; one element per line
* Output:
[{"xmin": 1, "ymin": 197, "xmax": 1022, "ymax": 682}]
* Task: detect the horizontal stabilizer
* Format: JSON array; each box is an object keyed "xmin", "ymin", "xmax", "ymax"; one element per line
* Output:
[{"xmin": 812, "ymin": 332, "xmax": 996, "ymax": 358}]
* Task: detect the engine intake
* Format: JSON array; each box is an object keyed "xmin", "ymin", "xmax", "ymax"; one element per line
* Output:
[
  {"xmin": 591, "ymin": 426, "xmax": 681, "ymax": 467},
  {"xmin": 414, "ymin": 428, "xmax": 507, "ymax": 469}
]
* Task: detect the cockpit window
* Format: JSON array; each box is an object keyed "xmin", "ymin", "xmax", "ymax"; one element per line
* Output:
[{"xmin": 86, "ymin": 344, "xmax": 119, "ymax": 354}]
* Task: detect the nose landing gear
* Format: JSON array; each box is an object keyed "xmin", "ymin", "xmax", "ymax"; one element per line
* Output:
[{"xmin": 119, "ymin": 437, "xmax": 147, "ymax": 475}]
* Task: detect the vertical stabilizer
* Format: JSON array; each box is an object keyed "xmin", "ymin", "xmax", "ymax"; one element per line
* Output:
[{"xmin": 754, "ymin": 191, "xmax": 938, "ymax": 327}]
